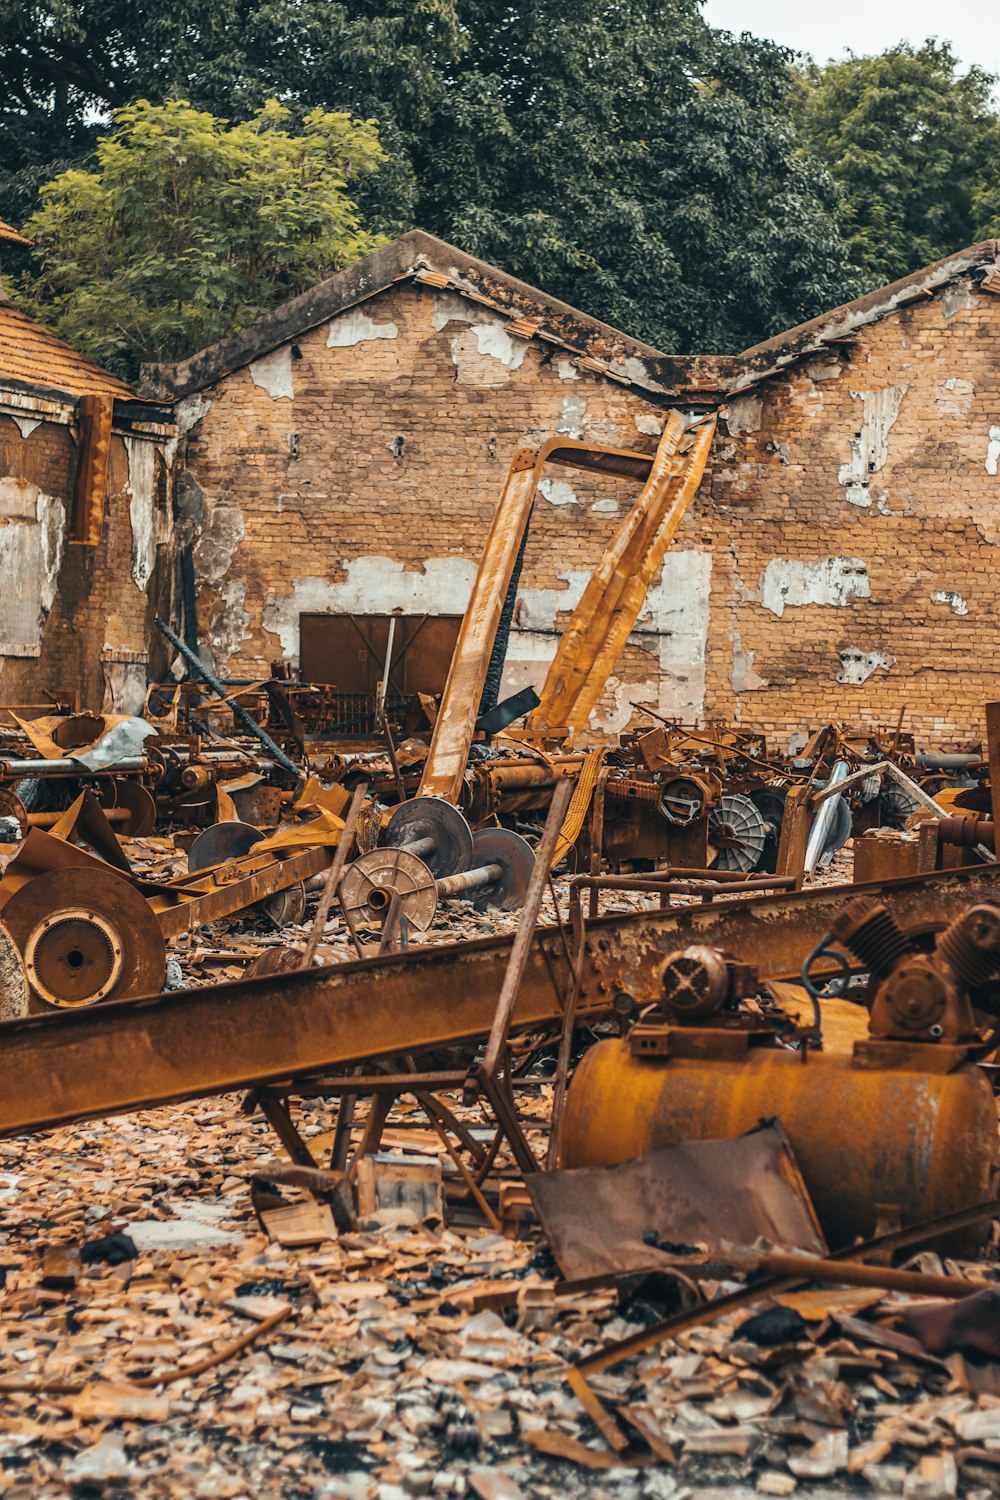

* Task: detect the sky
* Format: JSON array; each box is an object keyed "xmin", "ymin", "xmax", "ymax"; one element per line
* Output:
[{"xmin": 700, "ymin": 1, "xmax": 1000, "ymax": 79}]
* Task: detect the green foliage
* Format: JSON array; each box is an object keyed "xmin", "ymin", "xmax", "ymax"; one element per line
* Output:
[
  {"xmin": 4, "ymin": 1, "xmax": 862, "ymax": 355},
  {"xmin": 793, "ymin": 41, "xmax": 1000, "ymax": 286},
  {"xmin": 15, "ymin": 99, "xmax": 385, "ymax": 375}
]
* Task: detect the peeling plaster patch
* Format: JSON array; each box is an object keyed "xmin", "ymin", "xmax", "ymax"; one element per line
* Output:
[
  {"xmin": 942, "ymin": 282, "xmax": 976, "ymax": 318},
  {"xmin": 327, "ymin": 309, "xmax": 398, "ymax": 347},
  {"xmin": 557, "ymin": 395, "xmax": 588, "ymax": 439},
  {"xmin": 836, "ymin": 646, "xmax": 895, "ymax": 685},
  {"xmin": 248, "ymin": 346, "xmax": 294, "ymax": 400},
  {"xmin": 556, "ymin": 359, "xmax": 580, "ymax": 381},
  {"xmin": 607, "ymin": 356, "xmax": 667, "ymax": 394},
  {"xmin": 621, "ymin": 550, "xmax": 713, "ymax": 726},
  {"xmin": 124, "ymin": 438, "xmax": 158, "ymax": 592},
  {"xmin": 805, "ymin": 357, "xmax": 842, "ymax": 382},
  {"xmin": 102, "ymin": 661, "xmax": 146, "ymax": 714},
  {"xmin": 262, "ymin": 557, "xmax": 479, "ymax": 660},
  {"xmin": 212, "ymin": 579, "xmax": 251, "ymax": 664},
  {"xmin": 538, "ymin": 478, "xmax": 578, "ymax": 508},
  {"xmin": 760, "ymin": 557, "xmax": 870, "ymax": 618},
  {"xmin": 722, "ymin": 394, "xmax": 763, "ymax": 435},
  {"xmin": 193, "ymin": 505, "xmax": 245, "ymax": 587},
  {"xmin": 931, "ymin": 589, "xmax": 968, "ymax": 616},
  {"xmin": 636, "ymin": 414, "xmax": 663, "ymax": 437},
  {"xmin": 936, "ymin": 378, "xmax": 975, "ymax": 419},
  {"xmin": 986, "ymin": 427, "xmax": 1000, "ymax": 476},
  {"xmin": 175, "ymin": 392, "xmax": 212, "ymax": 434},
  {"xmin": 496, "ymin": 629, "xmax": 559, "ymax": 703},
  {"xmin": 837, "ymin": 385, "xmax": 908, "ymax": 507},
  {"xmin": 449, "ymin": 322, "xmax": 527, "ymax": 387},
  {"xmin": 13, "ymin": 416, "xmax": 40, "ymax": 439},
  {"xmin": 431, "ymin": 292, "xmax": 477, "ymax": 331},
  {"xmin": 731, "ymin": 632, "xmax": 768, "ymax": 693},
  {"xmin": 0, "ymin": 480, "xmax": 65, "ymax": 653},
  {"xmin": 516, "ymin": 570, "xmax": 591, "ymax": 632},
  {"xmin": 591, "ymin": 499, "xmax": 620, "ymax": 514}
]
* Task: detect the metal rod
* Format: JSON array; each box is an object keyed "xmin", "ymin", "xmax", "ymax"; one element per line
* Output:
[
  {"xmin": 154, "ymin": 618, "xmax": 301, "ymax": 781},
  {"xmin": 436, "ymin": 863, "xmax": 503, "ymax": 898},
  {"xmin": 804, "ymin": 758, "xmax": 849, "ymax": 875},
  {"xmin": 299, "ymin": 784, "xmax": 367, "ymax": 971}
]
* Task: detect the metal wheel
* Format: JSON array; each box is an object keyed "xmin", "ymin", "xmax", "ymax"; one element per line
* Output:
[
  {"xmin": 1, "ymin": 866, "xmax": 166, "ymax": 1009},
  {"xmin": 261, "ymin": 882, "xmax": 307, "ymax": 926},
  {"xmin": 880, "ymin": 780, "xmax": 922, "ymax": 829},
  {"xmin": 188, "ymin": 820, "xmax": 266, "ymax": 872},
  {"xmin": 709, "ymin": 794, "xmax": 767, "ymax": 873},
  {"xmin": 340, "ymin": 846, "xmax": 438, "ymax": 932},
  {"xmin": 110, "ymin": 781, "xmax": 157, "ymax": 837},
  {"xmin": 750, "ymin": 787, "xmax": 786, "ymax": 874},
  {"xmin": 466, "ymin": 829, "xmax": 535, "ymax": 910},
  {"xmin": 382, "ymin": 796, "xmax": 474, "ymax": 877}
]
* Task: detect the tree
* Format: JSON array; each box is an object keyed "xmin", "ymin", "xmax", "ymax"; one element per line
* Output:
[
  {"xmin": 793, "ymin": 41, "xmax": 1000, "ymax": 287},
  {"xmin": 5, "ymin": 0, "xmax": 861, "ymax": 355},
  {"xmin": 15, "ymin": 99, "xmax": 385, "ymax": 376}
]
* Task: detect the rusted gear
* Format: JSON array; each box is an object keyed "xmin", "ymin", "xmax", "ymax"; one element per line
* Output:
[{"xmin": 1, "ymin": 866, "xmax": 166, "ymax": 1009}]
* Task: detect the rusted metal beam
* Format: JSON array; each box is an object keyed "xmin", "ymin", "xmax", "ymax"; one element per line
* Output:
[
  {"xmin": 4, "ymin": 864, "xmax": 1000, "ymax": 1141},
  {"xmin": 149, "ymin": 846, "xmax": 331, "ymax": 939}
]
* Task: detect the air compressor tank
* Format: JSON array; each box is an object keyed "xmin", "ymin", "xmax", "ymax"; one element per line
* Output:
[{"xmin": 559, "ymin": 1038, "xmax": 999, "ymax": 1250}]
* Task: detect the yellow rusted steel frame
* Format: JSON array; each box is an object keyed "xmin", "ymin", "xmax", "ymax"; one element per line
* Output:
[
  {"xmin": 418, "ymin": 438, "xmax": 658, "ymax": 805},
  {"xmin": 526, "ymin": 413, "xmax": 687, "ymax": 736},
  {"xmin": 564, "ymin": 415, "xmax": 715, "ymax": 738},
  {"xmin": 2, "ymin": 862, "xmax": 1000, "ymax": 1142},
  {"xmin": 149, "ymin": 845, "xmax": 331, "ymax": 939}
]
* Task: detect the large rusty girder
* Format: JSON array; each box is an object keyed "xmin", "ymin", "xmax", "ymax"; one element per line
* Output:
[{"xmin": 3, "ymin": 863, "xmax": 1000, "ymax": 1140}]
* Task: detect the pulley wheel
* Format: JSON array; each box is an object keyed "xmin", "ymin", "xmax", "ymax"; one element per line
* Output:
[
  {"xmin": 709, "ymin": 794, "xmax": 767, "ymax": 873},
  {"xmin": 341, "ymin": 846, "xmax": 438, "ymax": 932},
  {"xmin": 1, "ymin": 866, "xmax": 166, "ymax": 1009},
  {"xmin": 188, "ymin": 820, "xmax": 266, "ymax": 872},
  {"xmin": 466, "ymin": 829, "xmax": 535, "ymax": 911},
  {"xmin": 260, "ymin": 882, "xmax": 307, "ymax": 926},
  {"xmin": 0, "ymin": 787, "xmax": 28, "ymax": 841},
  {"xmin": 382, "ymin": 796, "xmax": 474, "ymax": 877},
  {"xmin": 110, "ymin": 781, "xmax": 157, "ymax": 837},
  {"xmin": 881, "ymin": 780, "xmax": 922, "ymax": 829}
]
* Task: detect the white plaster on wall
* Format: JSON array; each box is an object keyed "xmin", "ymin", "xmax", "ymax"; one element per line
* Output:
[
  {"xmin": 591, "ymin": 499, "xmax": 620, "ymax": 514},
  {"xmin": 261, "ymin": 557, "xmax": 479, "ymax": 660},
  {"xmin": 175, "ymin": 392, "xmax": 213, "ymax": 434},
  {"xmin": 836, "ymin": 646, "xmax": 894, "ymax": 685},
  {"xmin": 936, "ymin": 378, "xmax": 975, "ymax": 419},
  {"xmin": 760, "ymin": 557, "xmax": 870, "ymax": 618},
  {"xmin": 0, "ymin": 480, "xmax": 65, "ymax": 653},
  {"xmin": 557, "ymin": 395, "xmax": 587, "ymax": 439},
  {"xmin": 723, "ymin": 394, "xmax": 763, "ymax": 435},
  {"xmin": 193, "ymin": 506, "xmax": 245, "ymax": 587},
  {"xmin": 607, "ymin": 356, "xmax": 667, "ymax": 394},
  {"xmin": 249, "ymin": 346, "xmax": 294, "ymax": 400},
  {"xmin": 515, "ymin": 570, "xmax": 591, "ymax": 632},
  {"xmin": 124, "ymin": 438, "xmax": 158, "ymax": 592},
  {"xmin": 212, "ymin": 579, "xmax": 252, "ymax": 662},
  {"xmin": 635, "ymin": 414, "xmax": 663, "ymax": 437},
  {"xmin": 931, "ymin": 589, "xmax": 969, "ymax": 616},
  {"xmin": 942, "ymin": 282, "xmax": 977, "ymax": 319},
  {"xmin": 538, "ymin": 478, "xmax": 578, "ymax": 508},
  {"xmin": 431, "ymin": 292, "xmax": 477, "ymax": 331},
  {"xmin": 838, "ymin": 385, "xmax": 908, "ymax": 507},
  {"xmin": 556, "ymin": 359, "xmax": 580, "ymax": 381},
  {"xmin": 986, "ymin": 426, "xmax": 1000, "ymax": 476},
  {"xmin": 731, "ymin": 632, "xmax": 768, "ymax": 693},
  {"xmin": 102, "ymin": 661, "xmax": 147, "ymax": 714},
  {"xmin": 12, "ymin": 416, "xmax": 41, "ymax": 439},
  {"xmin": 327, "ymin": 309, "xmax": 398, "ymax": 347},
  {"xmin": 805, "ymin": 358, "xmax": 842, "ymax": 382}
]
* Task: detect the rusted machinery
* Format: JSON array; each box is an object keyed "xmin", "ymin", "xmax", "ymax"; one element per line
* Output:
[
  {"xmin": 339, "ymin": 795, "xmax": 535, "ymax": 933},
  {"xmin": 559, "ymin": 891, "xmax": 1000, "ymax": 1249}
]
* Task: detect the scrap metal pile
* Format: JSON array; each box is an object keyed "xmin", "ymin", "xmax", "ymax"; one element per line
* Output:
[{"xmin": 4, "ymin": 415, "xmax": 1000, "ymax": 1496}]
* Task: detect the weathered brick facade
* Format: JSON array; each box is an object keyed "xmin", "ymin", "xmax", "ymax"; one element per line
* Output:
[
  {"xmin": 151, "ymin": 234, "xmax": 1000, "ymax": 748},
  {"xmin": 0, "ymin": 399, "xmax": 175, "ymax": 712}
]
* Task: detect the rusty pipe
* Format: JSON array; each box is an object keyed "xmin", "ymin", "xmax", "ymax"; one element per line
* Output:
[
  {"xmin": 938, "ymin": 817, "xmax": 995, "ymax": 850},
  {"xmin": 436, "ymin": 862, "xmax": 504, "ymax": 898},
  {"xmin": 0, "ymin": 757, "xmax": 147, "ymax": 776}
]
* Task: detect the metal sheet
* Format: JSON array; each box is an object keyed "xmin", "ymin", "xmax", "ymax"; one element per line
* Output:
[{"xmin": 528, "ymin": 1123, "xmax": 826, "ymax": 1280}]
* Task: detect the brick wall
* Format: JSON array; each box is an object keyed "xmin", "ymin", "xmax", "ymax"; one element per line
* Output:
[
  {"xmin": 700, "ymin": 275, "xmax": 1000, "ymax": 746},
  {"xmin": 0, "ymin": 409, "xmax": 173, "ymax": 711},
  {"xmin": 178, "ymin": 269, "xmax": 1000, "ymax": 750}
]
